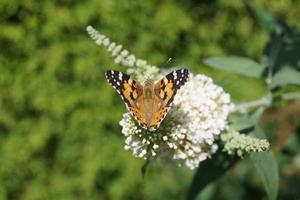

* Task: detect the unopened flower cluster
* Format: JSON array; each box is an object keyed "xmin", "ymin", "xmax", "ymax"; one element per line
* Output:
[
  {"xmin": 87, "ymin": 25, "xmax": 269, "ymax": 169},
  {"xmin": 221, "ymin": 131, "xmax": 270, "ymax": 157}
]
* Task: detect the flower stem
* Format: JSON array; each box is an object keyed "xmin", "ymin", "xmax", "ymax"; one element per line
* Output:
[{"xmin": 233, "ymin": 96, "xmax": 271, "ymax": 113}]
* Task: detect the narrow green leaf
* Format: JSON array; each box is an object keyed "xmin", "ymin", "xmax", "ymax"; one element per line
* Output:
[
  {"xmin": 272, "ymin": 67, "xmax": 300, "ymax": 88},
  {"xmin": 250, "ymin": 152, "xmax": 278, "ymax": 200},
  {"xmin": 248, "ymin": 3, "xmax": 282, "ymax": 34},
  {"xmin": 250, "ymin": 124, "xmax": 279, "ymax": 200},
  {"xmin": 141, "ymin": 159, "xmax": 149, "ymax": 177},
  {"xmin": 203, "ymin": 56, "xmax": 263, "ymax": 78},
  {"xmin": 187, "ymin": 150, "xmax": 239, "ymax": 200}
]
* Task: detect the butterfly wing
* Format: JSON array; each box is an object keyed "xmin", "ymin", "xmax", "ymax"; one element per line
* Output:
[
  {"xmin": 105, "ymin": 70, "xmax": 147, "ymax": 127},
  {"xmin": 150, "ymin": 69, "xmax": 189, "ymax": 130}
]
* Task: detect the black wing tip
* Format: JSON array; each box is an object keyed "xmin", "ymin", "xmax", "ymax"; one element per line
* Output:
[
  {"xmin": 176, "ymin": 68, "xmax": 188, "ymax": 71},
  {"xmin": 179, "ymin": 68, "xmax": 189, "ymax": 75},
  {"xmin": 105, "ymin": 70, "xmax": 131, "ymax": 80},
  {"xmin": 105, "ymin": 70, "xmax": 117, "ymax": 76},
  {"xmin": 104, "ymin": 70, "xmax": 112, "ymax": 78},
  {"xmin": 166, "ymin": 68, "xmax": 189, "ymax": 78},
  {"xmin": 172, "ymin": 68, "xmax": 189, "ymax": 76}
]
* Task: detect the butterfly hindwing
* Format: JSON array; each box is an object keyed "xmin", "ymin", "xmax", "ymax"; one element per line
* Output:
[{"xmin": 149, "ymin": 106, "xmax": 170, "ymax": 131}]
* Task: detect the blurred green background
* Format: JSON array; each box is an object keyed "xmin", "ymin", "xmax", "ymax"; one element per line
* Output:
[{"xmin": 0, "ymin": 0, "xmax": 300, "ymax": 199}]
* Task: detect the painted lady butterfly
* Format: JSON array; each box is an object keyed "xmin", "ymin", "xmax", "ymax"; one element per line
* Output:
[{"xmin": 105, "ymin": 69, "xmax": 189, "ymax": 131}]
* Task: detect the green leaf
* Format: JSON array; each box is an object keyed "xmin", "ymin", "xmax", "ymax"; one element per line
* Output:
[
  {"xmin": 248, "ymin": 3, "xmax": 282, "ymax": 34},
  {"xmin": 262, "ymin": 30, "xmax": 300, "ymax": 75},
  {"xmin": 141, "ymin": 159, "xmax": 150, "ymax": 177},
  {"xmin": 272, "ymin": 67, "xmax": 300, "ymax": 88},
  {"xmin": 203, "ymin": 56, "xmax": 263, "ymax": 78},
  {"xmin": 250, "ymin": 122, "xmax": 279, "ymax": 200},
  {"xmin": 250, "ymin": 107, "xmax": 265, "ymax": 124},
  {"xmin": 187, "ymin": 151, "xmax": 239, "ymax": 200},
  {"xmin": 250, "ymin": 152, "xmax": 278, "ymax": 200},
  {"xmin": 229, "ymin": 114, "xmax": 255, "ymax": 132},
  {"xmin": 233, "ymin": 108, "xmax": 279, "ymax": 200}
]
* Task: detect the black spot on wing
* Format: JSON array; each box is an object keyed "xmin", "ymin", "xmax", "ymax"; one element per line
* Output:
[
  {"xmin": 105, "ymin": 70, "xmax": 136, "ymax": 111},
  {"xmin": 162, "ymin": 69, "xmax": 189, "ymax": 107},
  {"xmin": 165, "ymin": 68, "xmax": 189, "ymax": 90},
  {"xmin": 105, "ymin": 70, "xmax": 130, "ymax": 93}
]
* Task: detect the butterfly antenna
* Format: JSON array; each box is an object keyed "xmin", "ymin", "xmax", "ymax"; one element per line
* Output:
[{"xmin": 162, "ymin": 57, "xmax": 173, "ymax": 68}]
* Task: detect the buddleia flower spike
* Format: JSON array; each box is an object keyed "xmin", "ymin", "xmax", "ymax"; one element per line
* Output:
[{"xmin": 87, "ymin": 25, "xmax": 270, "ymax": 170}]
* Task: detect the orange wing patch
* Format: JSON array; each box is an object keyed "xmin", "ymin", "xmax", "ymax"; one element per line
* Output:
[
  {"xmin": 154, "ymin": 77, "xmax": 175, "ymax": 107},
  {"xmin": 123, "ymin": 81, "xmax": 134, "ymax": 104}
]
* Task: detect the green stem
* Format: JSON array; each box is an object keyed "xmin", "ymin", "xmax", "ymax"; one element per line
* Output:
[{"xmin": 233, "ymin": 96, "xmax": 271, "ymax": 113}]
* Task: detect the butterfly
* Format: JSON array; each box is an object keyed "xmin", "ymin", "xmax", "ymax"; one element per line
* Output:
[{"xmin": 105, "ymin": 69, "xmax": 189, "ymax": 131}]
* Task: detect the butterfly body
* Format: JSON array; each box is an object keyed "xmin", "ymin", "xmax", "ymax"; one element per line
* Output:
[{"xmin": 105, "ymin": 69, "xmax": 189, "ymax": 131}]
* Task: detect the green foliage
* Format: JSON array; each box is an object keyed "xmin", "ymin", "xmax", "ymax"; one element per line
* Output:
[
  {"xmin": 248, "ymin": 2, "xmax": 282, "ymax": 34},
  {"xmin": 251, "ymin": 152, "xmax": 278, "ymax": 200},
  {"xmin": 250, "ymin": 110, "xmax": 279, "ymax": 200},
  {"xmin": 203, "ymin": 56, "xmax": 263, "ymax": 78},
  {"xmin": 187, "ymin": 151, "xmax": 239, "ymax": 200},
  {"xmin": 272, "ymin": 67, "xmax": 300, "ymax": 88},
  {"xmin": 0, "ymin": 1, "xmax": 299, "ymax": 200},
  {"xmin": 190, "ymin": 3, "xmax": 300, "ymax": 199}
]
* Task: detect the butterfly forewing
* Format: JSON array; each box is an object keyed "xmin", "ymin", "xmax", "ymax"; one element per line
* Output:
[
  {"xmin": 150, "ymin": 69, "xmax": 189, "ymax": 130},
  {"xmin": 154, "ymin": 68, "xmax": 189, "ymax": 107},
  {"xmin": 105, "ymin": 70, "xmax": 147, "ymax": 127},
  {"xmin": 105, "ymin": 70, "xmax": 141, "ymax": 105}
]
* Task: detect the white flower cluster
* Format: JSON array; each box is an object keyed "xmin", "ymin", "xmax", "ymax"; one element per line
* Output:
[{"xmin": 120, "ymin": 74, "xmax": 234, "ymax": 169}]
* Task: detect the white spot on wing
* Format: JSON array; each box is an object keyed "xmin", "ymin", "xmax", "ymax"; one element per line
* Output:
[
  {"xmin": 173, "ymin": 71, "xmax": 177, "ymax": 79},
  {"xmin": 119, "ymin": 72, "xmax": 123, "ymax": 80}
]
